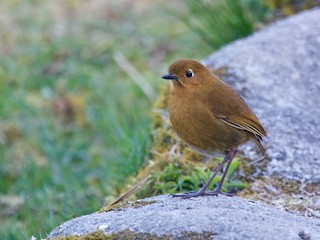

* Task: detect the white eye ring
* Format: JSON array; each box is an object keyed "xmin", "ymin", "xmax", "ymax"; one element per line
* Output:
[{"xmin": 186, "ymin": 69, "xmax": 194, "ymax": 78}]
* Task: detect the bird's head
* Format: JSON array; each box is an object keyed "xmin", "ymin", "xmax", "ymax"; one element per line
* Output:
[{"xmin": 162, "ymin": 59, "xmax": 210, "ymax": 88}]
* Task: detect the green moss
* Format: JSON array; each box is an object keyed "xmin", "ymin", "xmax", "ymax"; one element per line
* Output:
[
  {"xmin": 264, "ymin": 0, "xmax": 320, "ymax": 17},
  {"xmin": 134, "ymin": 158, "xmax": 245, "ymax": 199},
  {"xmin": 180, "ymin": 231, "xmax": 216, "ymax": 240},
  {"xmin": 51, "ymin": 229, "xmax": 216, "ymax": 240},
  {"xmin": 51, "ymin": 230, "xmax": 108, "ymax": 240},
  {"xmin": 100, "ymin": 200, "xmax": 158, "ymax": 213}
]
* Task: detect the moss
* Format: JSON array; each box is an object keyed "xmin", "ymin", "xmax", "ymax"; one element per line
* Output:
[
  {"xmin": 263, "ymin": 0, "xmax": 320, "ymax": 17},
  {"xmin": 51, "ymin": 229, "xmax": 216, "ymax": 240},
  {"xmin": 51, "ymin": 230, "xmax": 108, "ymax": 240},
  {"xmin": 100, "ymin": 200, "xmax": 158, "ymax": 213},
  {"xmin": 179, "ymin": 231, "xmax": 216, "ymax": 240}
]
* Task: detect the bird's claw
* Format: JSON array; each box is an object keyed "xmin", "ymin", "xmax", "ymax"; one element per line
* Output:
[
  {"xmin": 171, "ymin": 191, "xmax": 205, "ymax": 199},
  {"xmin": 203, "ymin": 190, "xmax": 235, "ymax": 197},
  {"xmin": 171, "ymin": 190, "xmax": 235, "ymax": 198}
]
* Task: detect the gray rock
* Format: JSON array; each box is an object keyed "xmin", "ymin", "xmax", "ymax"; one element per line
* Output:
[
  {"xmin": 203, "ymin": 8, "xmax": 320, "ymax": 183},
  {"xmin": 48, "ymin": 195, "xmax": 320, "ymax": 239}
]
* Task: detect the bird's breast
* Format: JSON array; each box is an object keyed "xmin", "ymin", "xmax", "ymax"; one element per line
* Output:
[{"xmin": 168, "ymin": 91, "xmax": 248, "ymax": 154}]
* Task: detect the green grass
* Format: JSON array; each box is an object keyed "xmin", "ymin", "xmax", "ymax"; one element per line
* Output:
[
  {"xmin": 0, "ymin": 0, "xmax": 271, "ymax": 239},
  {"xmin": 136, "ymin": 158, "xmax": 246, "ymax": 199},
  {"xmin": 182, "ymin": 0, "xmax": 268, "ymax": 49}
]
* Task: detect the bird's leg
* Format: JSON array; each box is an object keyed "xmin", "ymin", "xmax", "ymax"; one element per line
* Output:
[
  {"xmin": 204, "ymin": 149, "xmax": 237, "ymax": 196},
  {"xmin": 172, "ymin": 149, "xmax": 237, "ymax": 198}
]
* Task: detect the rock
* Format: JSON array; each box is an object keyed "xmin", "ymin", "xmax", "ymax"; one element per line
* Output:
[
  {"xmin": 203, "ymin": 8, "xmax": 320, "ymax": 183},
  {"xmin": 48, "ymin": 195, "xmax": 320, "ymax": 239}
]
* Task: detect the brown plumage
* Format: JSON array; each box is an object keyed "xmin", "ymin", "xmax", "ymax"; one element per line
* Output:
[{"xmin": 162, "ymin": 59, "xmax": 266, "ymax": 198}]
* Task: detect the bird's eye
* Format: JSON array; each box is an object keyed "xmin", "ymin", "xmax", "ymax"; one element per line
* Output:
[{"xmin": 186, "ymin": 69, "xmax": 194, "ymax": 78}]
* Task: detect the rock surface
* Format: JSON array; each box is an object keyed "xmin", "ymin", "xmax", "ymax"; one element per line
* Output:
[
  {"xmin": 203, "ymin": 8, "xmax": 320, "ymax": 183},
  {"xmin": 48, "ymin": 195, "xmax": 320, "ymax": 239}
]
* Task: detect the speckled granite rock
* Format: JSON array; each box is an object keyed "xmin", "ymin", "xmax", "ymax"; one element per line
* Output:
[
  {"xmin": 203, "ymin": 8, "xmax": 320, "ymax": 183},
  {"xmin": 48, "ymin": 195, "xmax": 320, "ymax": 240}
]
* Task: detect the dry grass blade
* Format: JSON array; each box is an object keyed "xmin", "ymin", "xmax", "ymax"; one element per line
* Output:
[
  {"xmin": 107, "ymin": 174, "xmax": 152, "ymax": 208},
  {"xmin": 114, "ymin": 52, "xmax": 156, "ymax": 100},
  {"xmin": 304, "ymin": 205, "xmax": 320, "ymax": 218}
]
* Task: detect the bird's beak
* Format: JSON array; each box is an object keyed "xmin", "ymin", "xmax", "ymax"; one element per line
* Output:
[{"xmin": 162, "ymin": 73, "xmax": 178, "ymax": 80}]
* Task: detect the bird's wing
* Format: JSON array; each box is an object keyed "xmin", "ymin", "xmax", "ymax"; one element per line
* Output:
[
  {"xmin": 216, "ymin": 113, "xmax": 266, "ymax": 154},
  {"xmin": 206, "ymin": 81, "xmax": 266, "ymax": 152},
  {"xmin": 217, "ymin": 114, "xmax": 266, "ymax": 139}
]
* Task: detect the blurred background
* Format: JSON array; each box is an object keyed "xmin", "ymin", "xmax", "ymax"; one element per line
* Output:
[{"xmin": 0, "ymin": 0, "xmax": 318, "ymax": 239}]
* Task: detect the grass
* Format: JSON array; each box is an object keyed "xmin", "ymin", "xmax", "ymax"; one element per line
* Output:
[
  {"xmin": 136, "ymin": 158, "xmax": 246, "ymax": 198},
  {"xmin": 0, "ymin": 0, "xmax": 270, "ymax": 239},
  {"xmin": 182, "ymin": 0, "xmax": 268, "ymax": 49}
]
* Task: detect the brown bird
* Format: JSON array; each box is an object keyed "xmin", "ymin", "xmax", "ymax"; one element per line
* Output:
[{"xmin": 162, "ymin": 59, "xmax": 266, "ymax": 198}]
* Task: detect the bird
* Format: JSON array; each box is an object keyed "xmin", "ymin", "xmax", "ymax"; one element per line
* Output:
[{"xmin": 162, "ymin": 59, "xmax": 266, "ymax": 198}]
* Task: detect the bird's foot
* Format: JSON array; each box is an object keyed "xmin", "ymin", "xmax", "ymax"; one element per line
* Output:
[
  {"xmin": 171, "ymin": 190, "xmax": 235, "ymax": 199},
  {"xmin": 171, "ymin": 191, "xmax": 205, "ymax": 199},
  {"xmin": 203, "ymin": 190, "xmax": 235, "ymax": 197}
]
